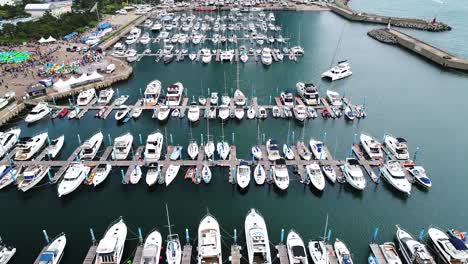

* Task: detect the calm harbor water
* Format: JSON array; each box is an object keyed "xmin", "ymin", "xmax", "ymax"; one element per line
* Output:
[{"xmin": 1, "ymin": 9, "xmax": 468, "ymax": 264}]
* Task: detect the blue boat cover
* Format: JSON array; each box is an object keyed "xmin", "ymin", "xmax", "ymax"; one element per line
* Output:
[
  {"xmin": 419, "ymin": 177, "xmax": 431, "ymax": 184},
  {"xmin": 448, "ymin": 234, "xmax": 468, "ymax": 250},
  {"xmin": 98, "ymin": 22, "xmax": 111, "ymax": 30},
  {"xmin": 39, "ymin": 251, "xmax": 55, "ymax": 262}
]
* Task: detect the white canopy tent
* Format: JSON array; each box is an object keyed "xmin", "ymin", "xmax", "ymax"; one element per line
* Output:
[
  {"xmin": 53, "ymin": 78, "xmax": 71, "ymax": 93},
  {"xmin": 38, "ymin": 37, "xmax": 46, "ymax": 43},
  {"xmin": 45, "ymin": 36, "xmax": 57, "ymax": 43}
]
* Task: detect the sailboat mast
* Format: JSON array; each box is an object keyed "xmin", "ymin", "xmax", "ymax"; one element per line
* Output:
[
  {"xmin": 166, "ymin": 204, "xmax": 173, "ymax": 236},
  {"xmin": 322, "ymin": 214, "xmax": 329, "ymax": 242}
]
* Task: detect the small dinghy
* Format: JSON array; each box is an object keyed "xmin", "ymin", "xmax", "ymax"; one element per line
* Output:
[
  {"xmin": 170, "ymin": 145, "xmax": 183, "ymax": 160},
  {"xmin": 253, "ymin": 164, "xmax": 266, "ymax": 185},
  {"xmin": 407, "ymin": 166, "xmax": 431, "ymax": 188},
  {"xmin": 321, "ymin": 165, "xmax": 336, "ymax": 183},
  {"xmin": 146, "ymin": 163, "xmax": 161, "ymax": 187},
  {"xmin": 130, "ymin": 165, "xmax": 142, "ymax": 184},
  {"xmin": 46, "ymin": 135, "xmax": 65, "ymax": 159},
  {"xmin": 202, "ymin": 165, "xmax": 212, "ymax": 183}
]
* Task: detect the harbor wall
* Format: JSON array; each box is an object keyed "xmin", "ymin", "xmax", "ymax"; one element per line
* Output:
[
  {"xmin": 0, "ymin": 102, "xmax": 25, "ymax": 126},
  {"xmin": 100, "ymin": 14, "xmax": 149, "ymax": 50}
]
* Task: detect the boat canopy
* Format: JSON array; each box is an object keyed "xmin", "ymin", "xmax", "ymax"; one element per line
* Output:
[
  {"xmin": 39, "ymin": 251, "xmax": 55, "ymax": 262},
  {"xmin": 276, "ymin": 158, "xmax": 286, "ymax": 165},
  {"xmin": 292, "ymin": 245, "xmax": 306, "ymax": 257},
  {"xmin": 396, "ymin": 137, "xmax": 407, "ymax": 143},
  {"xmin": 347, "ymin": 159, "xmax": 359, "ymax": 166},
  {"xmin": 142, "ymin": 246, "xmax": 158, "ymax": 257},
  {"xmin": 448, "ymin": 234, "xmax": 468, "ymax": 250}
]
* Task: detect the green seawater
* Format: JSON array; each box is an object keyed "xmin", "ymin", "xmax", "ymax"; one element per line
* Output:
[{"xmin": 1, "ymin": 10, "xmax": 468, "ymax": 263}]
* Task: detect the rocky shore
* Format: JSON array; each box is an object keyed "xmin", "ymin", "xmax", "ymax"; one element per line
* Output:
[{"xmin": 367, "ymin": 29, "xmax": 397, "ymax": 44}]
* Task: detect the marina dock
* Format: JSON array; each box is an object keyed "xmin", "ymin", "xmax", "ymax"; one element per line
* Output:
[
  {"xmin": 32, "ymin": 247, "xmax": 48, "ymax": 264},
  {"xmin": 181, "ymin": 245, "xmax": 192, "ymax": 264},
  {"xmin": 275, "ymin": 245, "xmax": 289, "ymax": 264},
  {"xmin": 82, "ymin": 245, "xmax": 97, "ymax": 264},
  {"xmin": 230, "ymin": 245, "xmax": 241, "ymax": 264},
  {"xmin": 132, "ymin": 245, "xmax": 143, "ymax": 264},
  {"xmin": 369, "ymin": 243, "xmax": 389, "ymax": 264}
]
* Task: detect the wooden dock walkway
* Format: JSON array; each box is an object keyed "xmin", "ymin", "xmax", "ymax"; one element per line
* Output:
[
  {"xmin": 276, "ymin": 245, "xmax": 290, "ymax": 264},
  {"xmin": 77, "ymin": 98, "xmax": 97, "ymax": 119},
  {"xmin": 326, "ymin": 244, "xmax": 339, "ymax": 264},
  {"xmin": 230, "ymin": 245, "xmax": 241, "ymax": 264},
  {"xmin": 369, "ymin": 243, "xmax": 388, "ymax": 264},
  {"xmin": 352, "ymin": 144, "xmax": 382, "ymax": 183},
  {"xmin": 82, "ymin": 245, "xmax": 97, "ymax": 264},
  {"xmin": 132, "ymin": 245, "xmax": 143, "ymax": 264},
  {"xmin": 320, "ymin": 97, "xmax": 335, "ymax": 118},
  {"xmin": 181, "ymin": 245, "xmax": 192, "ymax": 264}
]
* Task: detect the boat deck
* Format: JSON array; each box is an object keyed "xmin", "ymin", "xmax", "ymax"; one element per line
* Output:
[
  {"xmin": 230, "ymin": 245, "xmax": 242, "ymax": 264},
  {"xmin": 276, "ymin": 244, "xmax": 290, "ymax": 264},
  {"xmin": 181, "ymin": 245, "xmax": 192, "ymax": 264},
  {"xmin": 326, "ymin": 244, "xmax": 339, "ymax": 264},
  {"xmin": 369, "ymin": 243, "xmax": 389, "ymax": 264},
  {"xmin": 132, "ymin": 245, "xmax": 143, "ymax": 264},
  {"xmin": 82, "ymin": 245, "xmax": 97, "ymax": 264}
]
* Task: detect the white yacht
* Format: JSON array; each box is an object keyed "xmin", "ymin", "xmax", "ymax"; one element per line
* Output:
[
  {"xmin": 322, "ymin": 61, "xmax": 352, "ymax": 81},
  {"xmin": 396, "ymin": 227, "xmax": 436, "ymax": 264},
  {"xmin": 17, "ymin": 165, "xmax": 50, "ymax": 192},
  {"xmin": 25, "ymin": 102, "xmax": 50, "ymax": 123},
  {"xmin": 79, "ymin": 132, "xmax": 103, "ymax": 160},
  {"xmin": 0, "ymin": 166, "xmax": 18, "ymax": 190},
  {"xmin": 360, "ymin": 134, "xmax": 383, "ymax": 159},
  {"xmin": 77, "ymin": 89, "xmax": 96, "ymax": 106},
  {"xmin": 321, "ymin": 165, "xmax": 337, "ymax": 183},
  {"xmin": 57, "ymin": 162, "xmax": 90, "ymax": 197},
  {"xmin": 165, "ymin": 206, "xmax": 182, "ymax": 264},
  {"xmin": 293, "ymin": 105, "xmax": 307, "ymax": 122},
  {"xmin": 261, "ymin": 48, "xmax": 272, "ymax": 66},
  {"xmin": 145, "ymin": 132, "xmax": 163, "ymax": 162},
  {"xmin": 234, "ymin": 89, "xmax": 246, "ymax": 106},
  {"xmin": 0, "ymin": 128, "xmax": 21, "ymax": 158},
  {"xmin": 187, "ymin": 102, "xmax": 200, "ymax": 122},
  {"xmin": 342, "ymin": 158, "xmax": 366, "ymax": 190},
  {"xmin": 125, "ymin": 27, "xmax": 141, "ymax": 44},
  {"xmin": 188, "ymin": 141, "xmax": 199, "ymax": 160},
  {"xmin": 0, "ymin": 237, "xmax": 16, "ymax": 264},
  {"xmin": 204, "ymin": 139, "xmax": 215, "ymax": 159},
  {"xmin": 98, "ymin": 88, "xmax": 114, "ymax": 105},
  {"xmin": 326, "ymin": 90, "xmax": 343, "ymax": 107},
  {"xmin": 157, "ymin": 106, "xmax": 170, "ymax": 121},
  {"xmin": 165, "ymin": 164, "xmax": 180, "ymax": 186},
  {"xmin": 407, "ymin": 166, "xmax": 432, "ymax": 189},
  {"xmin": 146, "ymin": 163, "xmax": 161, "ymax": 187},
  {"xmin": 266, "ymin": 139, "xmax": 281, "ymax": 161},
  {"xmin": 283, "ymin": 144, "xmax": 294, "ymax": 160},
  {"xmin": 201, "ymin": 49, "xmax": 212, "ymax": 64},
  {"xmin": 36, "ymin": 233, "xmax": 66, "ymax": 264},
  {"xmin": 140, "ymin": 32, "xmax": 151, "ymax": 44},
  {"xmin": 305, "ymin": 163, "xmax": 325, "ymax": 191},
  {"xmin": 216, "ymin": 141, "xmax": 230, "ymax": 160},
  {"xmin": 197, "ymin": 214, "xmax": 222, "ymax": 264},
  {"xmin": 152, "ymin": 21, "xmax": 162, "ymax": 31},
  {"xmin": 220, "ymin": 50, "xmax": 234, "ymax": 62},
  {"xmin": 384, "ymin": 135, "xmax": 410, "ymax": 160},
  {"xmin": 427, "ymin": 227, "xmax": 468, "ymax": 264},
  {"xmin": 141, "ymin": 230, "xmax": 162, "ymax": 264},
  {"xmin": 378, "ymin": 242, "xmax": 402, "ymax": 264},
  {"xmin": 95, "ymin": 218, "xmax": 128, "ymax": 264},
  {"xmin": 245, "ymin": 209, "xmax": 272, "ymax": 264},
  {"xmin": 14, "ymin": 132, "xmax": 48, "ymax": 161},
  {"xmin": 144, "ymin": 80, "xmax": 162, "ymax": 106},
  {"xmin": 251, "ymin": 145, "xmax": 262, "ymax": 160},
  {"xmin": 112, "ymin": 133, "xmax": 133, "ymax": 160},
  {"xmin": 280, "ymin": 91, "xmax": 294, "ymax": 108},
  {"xmin": 253, "ymin": 164, "xmax": 266, "ymax": 185},
  {"xmin": 308, "ymin": 240, "xmax": 329, "ymax": 264},
  {"xmin": 309, "ymin": 139, "xmax": 327, "ymax": 160},
  {"xmin": 296, "ymin": 141, "xmax": 311, "ymax": 161},
  {"xmin": 237, "ymin": 160, "xmax": 251, "ymax": 189},
  {"xmin": 115, "ymin": 105, "xmax": 130, "ymax": 121},
  {"xmin": 287, "ymin": 230, "xmax": 308, "ymax": 264},
  {"xmin": 92, "ymin": 164, "xmax": 112, "ymax": 187},
  {"xmin": 129, "ymin": 165, "xmax": 142, "ymax": 184},
  {"xmin": 273, "ymin": 158, "xmax": 289, "ymax": 191},
  {"xmin": 218, "ymin": 105, "xmax": 230, "ymax": 121},
  {"xmin": 296, "ymin": 82, "xmax": 320, "ymax": 106},
  {"xmin": 334, "ymin": 239, "xmax": 353, "ymax": 264},
  {"xmin": 166, "ymin": 82, "xmax": 184, "ymax": 106},
  {"xmin": 234, "ymin": 107, "xmax": 245, "ymax": 120},
  {"xmin": 380, "ymin": 160, "xmax": 411, "ymax": 194}
]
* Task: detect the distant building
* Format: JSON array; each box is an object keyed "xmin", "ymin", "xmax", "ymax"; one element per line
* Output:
[
  {"xmin": 24, "ymin": 1, "xmax": 72, "ymax": 18},
  {"xmin": 0, "ymin": 0, "xmax": 21, "ymax": 6}
]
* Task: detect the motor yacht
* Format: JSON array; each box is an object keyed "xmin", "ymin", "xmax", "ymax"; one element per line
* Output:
[
  {"xmin": 0, "ymin": 128, "xmax": 21, "ymax": 158},
  {"xmin": 145, "ymin": 132, "xmax": 163, "ymax": 162},
  {"xmin": 92, "ymin": 164, "xmax": 112, "ymax": 187},
  {"xmin": 112, "ymin": 133, "xmax": 133, "ymax": 160},
  {"xmin": 79, "ymin": 132, "xmax": 103, "ymax": 160},
  {"xmin": 114, "ymin": 95, "xmax": 129, "ymax": 106},
  {"xmin": 201, "ymin": 49, "xmax": 212, "ymax": 64},
  {"xmin": 360, "ymin": 133, "xmax": 383, "ymax": 159},
  {"xmin": 98, "ymin": 88, "xmax": 114, "ymax": 105},
  {"xmin": 342, "ymin": 158, "xmax": 366, "ymax": 190},
  {"xmin": 309, "ymin": 139, "xmax": 327, "ymax": 160},
  {"xmin": 407, "ymin": 166, "xmax": 431, "ymax": 188},
  {"xmin": 77, "ymin": 89, "xmax": 96, "ymax": 106},
  {"xmin": 257, "ymin": 107, "xmax": 267, "ymax": 119},
  {"xmin": 129, "ymin": 165, "xmax": 142, "ymax": 184},
  {"xmin": 166, "ymin": 82, "xmax": 184, "ymax": 106},
  {"xmin": 197, "ymin": 214, "xmax": 222, "ymax": 264},
  {"xmin": 334, "ymin": 239, "xmax": 353, "ymax": 264},
  {"xmin": 287, "ymin": 230, "xmax": 308, "ymax": 264},
  {"xmin": 273, "ymin": 158, "xmax": 289, "ymax": 190},
  {"xmin": 306, "ymin": 163, "xmax": 325, "ymax": 191},
  {"xmin": 165, "ymin": 164, "xmax": 180, "ymax": 186},
  {"xmin": 188, "ymin": 141, "xmax": 199, "ymax": 160},
  {"xmin": 35, "ymin": 233, "xmax": 66, "ymax": 264},
  {"xmin": 188, "ymin": 102, "xmax": 200, "ymax": 122},
  {"xmin": 125, "ymin": 27, "xmax": 141, "ymax": 44},
  {"xmin": 237, "ymin": 160, "xmax": 250, "ymax": 189},
  {"xmin": 396, "ymin": 226, "xmax": 435, "ymax": 264},
  {"xmin": 17, "ymin": 165, "xmax": 50, "ymax": 192},
  {"xmin": 146, "ymin": 163, "xmax": 161, "ymax": 187},
  {"xmin": 296, "ymin": 82, "xmax": 319, "ymax": 106},
  {"xmin": 14, "ymin": 132, "xmax": 48, "ymax": 161},
  {"xmin": 380, "ymin": 160, "xmax": 411, "ymax": 194},
  {"xmin": 245, "ymin": 209, "xmax": 272, "ymax": 264},
  {"xmin": 427, "ymin": 227, "xmax": 468, "ymax": 264},
  {"xmin": 280, "ymin": 91, "xmax": 294, "ymax": 108},
  {"xmin": 261, "ymin": 48, "xmax": 272, "ymax": 66},
  {"xmin": 266, "ymin": 139, "xmax": 281, "ymax": 161},
  {"xmin": 218, "ymin": 105, "xmax": 230, "ymax": 121},
  {"xmin": 293, "ymin": 105, "xmax": 307, "ymax": 122},
  {"xmin": 322, "ymin": 61, "xmax": 352, "ymax": 81},
  {"xmin": 140, "ymin": 229, "xmax": 162, "ymax": 264},
  {"xmin": 378, "ymin": 242, "xmax": 402, "ymax": 264},
  {"xmin": 296, "ymin": 141, "xmax": 311, "ymax": 161},
  {"xmin": 234, "ymin": 107, "xmax": 245, "ymax": 120},
  {"xmin": 0, "ymin": 237, "xmax": 16, "ymax": 264},
  {"xmin": 326, "ymin": 90, "xmax": 343, "ymax": 107},
  {"xmin": 115, "ymin": 105, "xmax": 130, "ymax": 122},
  {"xmin": 57, "ymin": 162, "xmax": 90, "ymax": 197},
  {"xmin": 95, "ymin": 218, "xmax": 127, "ymax": 264},
  {"xmin": 321, "ymin": 165, "xmax": 337, "ymax": 183},
  {"xmin": 384, "ymin": 135, "xmax": 410, "ymax": 160},
  {"xmin": 144, "ymin": 80, "xmax": 162, "ymax": 106},
  {"xmin": 25, "ymin": 102, "xmax": 50, "ymax": 123}
]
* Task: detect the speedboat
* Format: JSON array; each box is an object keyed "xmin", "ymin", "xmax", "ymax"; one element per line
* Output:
[
  {"xmin": 57, "ymin": 162, "xmax": 90, "ymax": 197},
  {"xmin": 114, "ymin": 95, "xmax": 129, "ymax": 106},
  {"xmin": 0, "ymin": 237, "xmax": 16, "ymax": 264},
  {"xmin": 35, "ymin": 233, "xmax": 66, "ymax": 264},
  {"xmin": 247, "ymin": 106, "xmax": 256, "ymax": 119},
  {"xmin": 0, "ymin": 166, "xmax": 18, "ymax": 189},
  {"xmin": 308, "ymin": 240, "xmax": 329, "ymax": 264},
  {"xmin": 197, "ymin": 214, "xmax": 222, "ymax": 264},
  {"xmin": 272, "ymin": 106, "xmax": 281, "ymax": 118},
  {"xmin": 258, "ymin": 107, "xmax": 267, "ymax": 119},
  {"xmin": 92, "ymin": 164, "xmax": 112, "ymax": 187},
  {"xmin": 344, "ymin": 105, "xmax": 357, "ymax": 121},
  {"xmin": 165, "ymin": 164, "xmax": 180, "ymax": 186},
  {"xmin": 378, "ymin": 242, "xmax": 402, "ymax": 264},
  {"xmin": 326, "ymin": 90, "xmax": 343, "ymax": 107},
  {"xmin": 322, "ymin": 61, "xmax": 352, "ymax": 81},
  {"xmin": 266, "ymin": 139, "xmax": 281, "ymax": 161},
  {"xmin": 280, "ymin": 91, "xmax": 294, "ymax": 108},
  {"xmin": 202, "ymin": 165, "xmax": 212, "ymax": 184},
  {"xmin": 293, "ymin": 105, "xmax": 307, "ymax": 122},
  {"xmin": 380, "ymin": 160, "xmax": 411, "ymax": 194},
  {"xmin": 396, "ymin": 226, "xmax": 436, "ymax": 264},
  {"xmin": 0, "ymin": 128, "xmax": 21, "ymax": 158},
  {"xmin": 95, "ymin": 218, "xmax": 127, "ymax": 264},
  {"xmin": 205, "ymin": 139, "xmax": 215, "ymax": 159},
  {"xmin": 166, "ymin": 82, "xmax": 184, "ymax": 106},
  {"xmin": 253, "ymin": 164, "xmax": 266, "ymax": 185},
  {"xmin": 77, "ymin": 89, "xmax": 96, "ymax": 106},
  {"xmin": 198, "ymin": 96, "xmax": 206, "ymax": 106},
  {"xmin": 234, "ymin": 107, "xmax": 245, "ymax": 120},
  {"xmin": 17, "ymin": 165, "xmax": 50, "ymax": 192},
  {"xmin": 144, "ymin": 80, "xmax": 162, "ymax": 106},
  {"xmin": 210, "ymin": 92, "xmax": 219, "ymax": 105},
  {"xmin": 140, "ymin": 32, "xmax": 151, "ymax": 44},
  {"xmin": 306, "ymin": 163, "xmax": 325, "ymax": 191},
  {"xmin": 129, "ymin": 165, "xmax": 142, "ymax": 184},
  {"xmin": 98, "ymin": 88, "xmax": 114, "ymax": 105},
  {"xmin": 14, "ymin": 132, "xmax": 48, "ymax": 161},
  {"xmin": 115, "ymin": 105, "xmax": 130, "ymax": 121},
  {"xmin": 237, "ymin": 160, "xmax": 250, "ymax": 189},
  {"xmin": 309, "ymin": 139, "xmax": 327, "ymax": 160},
  {"xmin": 25, "ymin": 102, "xmax": 50, "ymax": 123},
  {"xmin": 157, "ymin": 106, "xmax": 170, "ymax": 121},
  {"xmin": 384, "ymin": 135, "xmax": 410, "ymax": 160},
  {"xmin": 296, "ymin": 141, "xmax": 311, "ymax": 161},
  {"xmin": 221, "ymin": 95, "xmax": 230, "ymax": 106},
  {"xmin": 261, "ymin": 47, "xmax": 272, "ymax": 66},
  {"xmin": 152, "ymin": 21, "xmax": 162, "ymax": 31},
  {"xmin": 146, "ymin": 163, "xmax": 161, "ymax": 187},
  {"xmin": 125, "ymin": 27, "xmax": 141, "ymax": 44},
  {"xmin": 188, "ymin": 141, "xmax": 199, "ymax": 160},
  {"xmin": 283, "ymin": 144, "xmax": 294, "ymax": 160},
  {"xmin": 112, "ymin": 133, "xmax": 133, "ymax": 160},
  {"xmin": 251, "ymin": 145, "xmax": 262, "ymax": 160},
  {"xmin": 216, "ymin": 141, "xmax": 230, "ymax": 160},
  {"xmin": 407, "ymin": 166, "xmax": 431, "ymax": 188},
  {"xmin": 218, "ymin": 105, "xmax": 230, "ymax": 121},
  {"xmin": 145, "ymin": 132, "xmax": 163, "ymax": 162},
  {"xmin": 360, "ymin": 134, "xmax": 383, "ymax": 159},
  {"xmin": 427, "ymin": 227, "xmax": 468, "ymax": 264},
  {"xmin": 187, "ymin": 102, "xmax": 200, "ymax": 122},
  {"xmin": 79, "ymin": 132, "xmax": 103, "ymax": 160},
  {"xmin": 140, "ymin": 230, "xmax": 162, "ymax": 264},
  {"xmin": 321, "ymin": 165, "xmax": 337, "ymax": 183},
  {"xmin": 273, "ymin": 158, "xmax": 289, "ymax": 190},
  {"xmin": 334, "ymin": 239, "xmax": 353, "ymax": 264},
  {"xmin": 245, "ymin": 209, "xmax": 272, "ymax": 264},
  {"xmin": 342, "ymin": 158, "xmax": 366, "ymax": 190},
  {"xmin": 170, "ymin": 146, "xmax": 182, "ymax": 160},
  {"xmin": 296, "ymin": 82, "xmax": 319, "ymax": 106},
  {"xmin": 287, "ymin": 230, "xmax": 308, "ymax": 264},
  {"xmin": 201, "ymin": 49, "xmax": 212, "ymax": 64},
  {"xmin": 234, "ymin": 89, "xmax": 246, "ymax": 106}
]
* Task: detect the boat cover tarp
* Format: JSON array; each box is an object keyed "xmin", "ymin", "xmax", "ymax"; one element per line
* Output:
[
  {"xmin": 292, "ymin": 246, "xmax": 306, "ymax": 257},
  {"xmin": 448, "ymin": 235, "xmax": 468, "ymax": 250},
  {"xmin": 63, "ymin": 32, "xmax": 77, "ymax": 40},
  {"xmin": 39, "ymin": 251, "xmax": 55, "ymax": 261},
  {"xmin": 98, "ymin": 22, "xmax": 111, "ymax": 30}
]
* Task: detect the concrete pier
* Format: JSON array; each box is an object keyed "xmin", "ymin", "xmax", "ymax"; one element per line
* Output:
[
  {"xmin": 369, "ymin": 243, "xmax": 389, "ymax": 264},
  {"xmin": 82, "ymin": 245, "xmax": 97, "ymax": 264}
]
